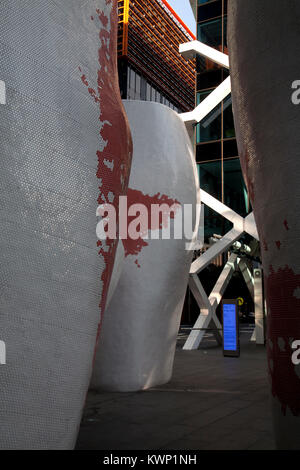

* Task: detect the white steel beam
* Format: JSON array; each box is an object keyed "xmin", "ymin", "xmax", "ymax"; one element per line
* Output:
[
  {"xmin": 184, "ymin": 254, "xmax": 238, "ymax": 350},
  {"xmin": 179, "ymin": 40, "xmax": 230, "ymax": 69},
  {"xmin": 190, "ymin": 227, "xmax": 241, "ymax": 275},
  {"xmin": 200, "ymin": 189, "xmax": 244, "ymax": 230},
  {"xmin": 189, "ymin": 273, "xmax": 211, "ymax": 311},
  {"xmin": 238, "ymin": 260, "xmax": 254, "ymax": 300},
  {"xmin": 253, "ymin": 268, "xmax": 265, "ymax": 345},
  {"xmin": 209, "ymin": 254, "xmax": 238, "ymax": 306},
  {"xmin": 244, "ymin": 212, "xmax": 259, "ymax": 241},
  {"xmin": 180, "ymin": 76, "xmax": 231, "ymax": 124},
  {"xmin": 183, "ymin": 310, "xmax": 212, "ymax": 350}
]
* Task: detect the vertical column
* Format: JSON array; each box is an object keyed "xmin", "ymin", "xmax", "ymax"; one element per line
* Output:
[
  {"xmin": 122, "ymin": 0, "xmax": 130, "ymax": 56},
  {"xmin": 254, "ymin": 268, "xmax": 265, "ymax": 345}
]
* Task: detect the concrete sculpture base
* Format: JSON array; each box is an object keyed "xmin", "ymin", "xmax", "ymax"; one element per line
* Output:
[
  {"xmin": 0, "ymin": 0, "xmax": 131, "ymax": 449},
  {"xmin": 228, "ymin": 0, "xmax": 300, "ymax": 449},
  {"xmin": 92, "ymin": 100, "xmax": 200, "ymax": 392}
]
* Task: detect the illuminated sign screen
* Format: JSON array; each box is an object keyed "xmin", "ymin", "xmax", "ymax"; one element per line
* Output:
[{"xmin": 222, "ymin": 300, "xmax": 240, "ymax": 357}]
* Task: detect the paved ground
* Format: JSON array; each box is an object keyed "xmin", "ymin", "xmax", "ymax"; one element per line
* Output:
[{"xmin": 76, "ymin": 325, "xmax": 275, "ymax": 450}]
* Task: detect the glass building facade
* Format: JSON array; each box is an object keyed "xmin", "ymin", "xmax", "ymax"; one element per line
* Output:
[
  {"xmin": 196, "ymin": 0, "xmax": 250, "ymax": 241},
  {"xmin": 117, "ymin": 0, "xmax": 196, "ymax": 113}
]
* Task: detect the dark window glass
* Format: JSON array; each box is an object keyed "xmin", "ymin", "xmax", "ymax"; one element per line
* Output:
[
  {"xmin": 224, "ymin": 0, "xmax": 228, "ymax": 14},
  {"xmin": 197, "ymin": 69, "xmax": 222, "ymax": 90},
  {"xmin": 196, "ymin": 141, "xmax": 221, "ymax": 162},
  {"xmin": 198, "ymin": 1, "xmax": 222, "ymax": 22},
  {"xmin": 223, "ymin": 139, "xmax": 238, "ymax": 159},
  {"xmin": 224, "ymin": 158, "xmax": 249, "ymax": 216},
  {"xmin": 223, "ymin": 15, "xmax": 228, "ymax": 51},
  {"xmin": 198, "ymin": 160, "xmax": 226, "ymax": 239},
  {"xmin": 197, "ymin": 18, "xmax": 222, "ymax": 50},
  {"xmin": 223, "ymin": 95, "xmax": 235, "ymax": 139},
  {"xmin": 196, "ymin": 91, "xmax": 221, "ymax": 143},
  {"xmin": 199, "ymin": 160, "xmax": 222, "ymax": 199}
]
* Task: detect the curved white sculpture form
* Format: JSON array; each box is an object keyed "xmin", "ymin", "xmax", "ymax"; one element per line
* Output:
[
  {"xmin": 0, "ymin": 0, "xmax": 132, "ymax": 449},
  {"xmin": 106, "ymin": 242, "xmax": 125, "ymax": 307},
  {"xmin": 228, "ymin": 0, "xmax": 300, "ymax": 449},
  {"xmin": 92, "ymin": 100, "xmax": 200, "ymax": 392}
]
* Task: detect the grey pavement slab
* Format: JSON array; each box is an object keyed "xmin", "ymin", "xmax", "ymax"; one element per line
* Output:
[{"xmin": 76, "ymin": 326, "xmax": 275, "ymax": 450}]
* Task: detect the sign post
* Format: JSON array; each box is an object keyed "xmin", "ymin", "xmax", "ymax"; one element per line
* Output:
[{"xmin": 222, "ymin": 299, "xmax": 240, "ymax": 357}]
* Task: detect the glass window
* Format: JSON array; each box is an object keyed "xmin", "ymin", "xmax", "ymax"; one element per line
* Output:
[
  {"xmin": 223, "ymin": 15, "xmax": 228, "ymax": 52},
  {"xmin": 198, "ymin": 0, "xmax": 222, "ymax": 22},
  {"xmin": 224, "ymin": 158, "xmax": 249, "ymax": 217},
  {"xmin": 196, "ymin": 90, "xmax": 221, "ymax": 143},
  {"xmin": 196, "ymin": 141, "xmax": 221, "ymax": 162},
  {"xmin": 198, "ymin": 18, "xmax": 222, "ymax": 50},
  {"xmin": 198, "ymin": 160, "xmax": 226, "ymax": 240},
  {"xmin": 199, "ymin": 160, "xmax": 222, "ymax": 199},
  {"xmin": 223, "ymin": 95, "xmax": 235, "ymax": 139}
]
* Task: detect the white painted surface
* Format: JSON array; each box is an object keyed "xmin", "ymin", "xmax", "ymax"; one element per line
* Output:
[
  {"xmin": 106, "ymin": 242, "xmax": 125, "ymax": 307},
  {"xmin": 0, "ymin": 1, "xmax": 131, "ymax": 449},
  {"xmin": 92, "ymin": 101, "xmax": 200, "ymax": 391}
]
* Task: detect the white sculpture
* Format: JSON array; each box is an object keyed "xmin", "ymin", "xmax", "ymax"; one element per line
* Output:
[
  {"xmin": 92, "ymin": 100, "xmax": 200, "ymax": 391},
  {"xmin": 0, "ymin": 0, "xmax": 132, "ymax": 448}
]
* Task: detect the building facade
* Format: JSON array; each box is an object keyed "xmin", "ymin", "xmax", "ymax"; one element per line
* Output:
[
  {"xmin": 117, "ymin": 0, "xmax": 196, "ymax": 113},
  {"xmin": 196, "ymin": 0, "xmax": 250, "ymax": 241}
]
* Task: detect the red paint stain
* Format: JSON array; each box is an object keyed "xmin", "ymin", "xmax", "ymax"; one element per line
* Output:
[
  {"xmin": 262, "ymin": 238, "xmax": 268, "ymax": 252},
  {"xmin": 284, "ymin": 219, "xmax": 289, "ymax": 231},
  {"xmin": 121, "ymin": 188, "xmax": 180, "ymax": 259},
  {"xmin": 97, "ymin": 9, "xmax": 109, "ymax": 28},
  {"xmin": 79, "ymin": 1, "xmax": 132, "ymax": 357},
  {"xmin": 276, "ymin": 241, "xmax": 281, "ymax": 250},
  {"xmin": 266, "ymin": 265, "xmax": 300, "ymax": 415}
]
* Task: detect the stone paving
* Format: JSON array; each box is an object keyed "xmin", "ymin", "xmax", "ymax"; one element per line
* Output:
[{"xmin": 76, "ymin": 325, "xmax": 275, "ymax": 450}]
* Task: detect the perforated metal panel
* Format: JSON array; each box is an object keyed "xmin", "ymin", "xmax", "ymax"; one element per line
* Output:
[
  {"xmin": 0, "ymin": 0, "xmax": 131, "ymax": 449},
  {"xmin": 228, "ymin": 0, "xmax": 300, "ymax": 449}
]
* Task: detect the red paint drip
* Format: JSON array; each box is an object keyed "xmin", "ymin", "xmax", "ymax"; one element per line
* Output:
[
  {"xmin": 276, "ymin": 241, "xmax": 281, "ymax": 250},
  {"xmin": 284, "ymin": 219, "xmax": 289, "ymax": 231},
  {"xmin": 121, "ymin": 188, "xmax": 180, "ymax": 259},
  {"xmin": 266, "ymin": 265, "xmax": 300, "ymax": 415},
  {"xmin": 79, "ymin": 1, "xmax": 132, "ymax": 358}
]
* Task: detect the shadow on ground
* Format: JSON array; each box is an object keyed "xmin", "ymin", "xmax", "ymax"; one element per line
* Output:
[{"xmin": 76, "ymin": 325, "xmax": 275, "ymax": 450}]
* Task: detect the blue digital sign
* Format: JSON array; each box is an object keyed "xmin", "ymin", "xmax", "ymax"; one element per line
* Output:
[{"xmin": 223, "ymin": 303, "xmax": 238, "ymax": 352}]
